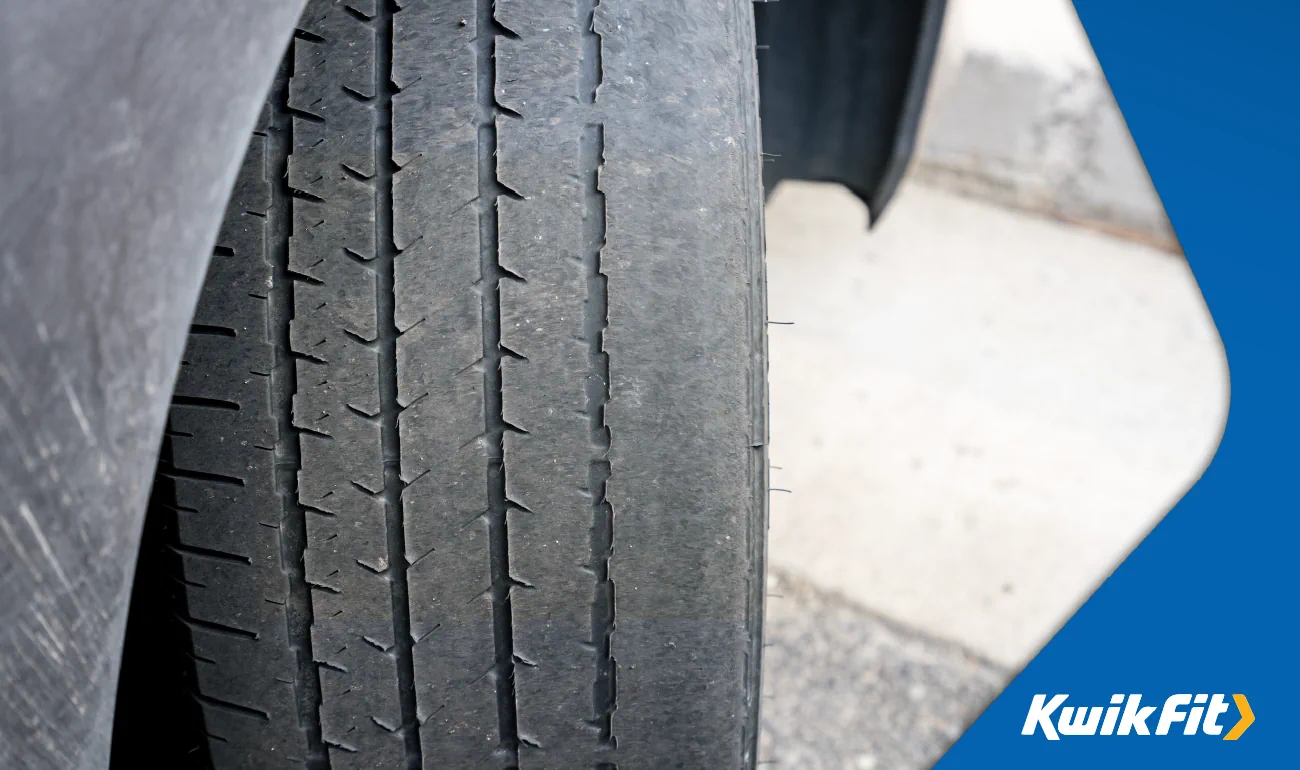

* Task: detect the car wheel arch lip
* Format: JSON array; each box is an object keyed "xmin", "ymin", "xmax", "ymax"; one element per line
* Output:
[{"xmin": 755, "ymin": 0, "xmax": 948, "ymax": 225}]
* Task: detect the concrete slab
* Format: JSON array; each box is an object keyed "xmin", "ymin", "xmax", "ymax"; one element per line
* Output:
[
  {"xmin": 759, "ymin": 569, "xmax": 1006, "ymax": 770},
  {"xmin": 919, "ymin": 0, "xmax": 1174, "ymax": 248},
  {"xmin": 764, "ymin": 180, "xmax": 1227, "ymax": 667}
]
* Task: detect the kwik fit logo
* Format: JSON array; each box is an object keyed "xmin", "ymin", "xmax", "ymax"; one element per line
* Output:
[{"xmin": 1023, "ymin": 694, "xmax": 1254, "ymax": 740}]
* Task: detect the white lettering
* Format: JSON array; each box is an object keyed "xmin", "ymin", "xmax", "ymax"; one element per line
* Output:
[
  {"xmin": 1116, "ymin": 694, "xmax": 1155, "ymax": 735},
  {"xmin": 1156, "ymin": 694, "xmax": 1192, "ymax": 735},
  {"xmin": 1184, "ymin": 694, "xmax": 1208, "ymax": 735},
  {"xmin": 1025, "ymin": 693, "xmax": 1237, "ymax": 738},
  {"xmin": 1058, "ymin": 706, "xmax": 1103, "ymax": 736},
  {"xmin": 1023, "ymin": 694, "xmax": 1069, "ymax": 740},
  {"xmin": 1099, "ymin": 694, "xmax": 1124, "ymax": 736},
  {"xmin": 1202, "ymin": 694, "xmax": 1232, "ymax": 736}
]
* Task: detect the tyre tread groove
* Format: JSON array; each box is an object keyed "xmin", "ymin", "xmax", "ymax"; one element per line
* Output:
[
  {"xmin": 374, "ymin": 2, "xmax": 424, "ymax": 767},
  {"xmin": 581, "ymin": 122, "xmax": 617, "ymax": 763},
  {"xmin": 475, "ymin": 0, "xmax": 522, "ymax": 761},
  {"xmin": 269, "ymin": 50, "xmax": 332, "ymax": 770}
]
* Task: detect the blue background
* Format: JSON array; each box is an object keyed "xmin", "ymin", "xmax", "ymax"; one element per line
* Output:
[{"xmin": 935, "ymin": 1, "xmax": 1299, "ymax": 766}]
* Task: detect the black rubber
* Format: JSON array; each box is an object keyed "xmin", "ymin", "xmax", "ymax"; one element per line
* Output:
[{"xmin": 129, "ymin": 0, "xmax": 767, "ymax": 767}]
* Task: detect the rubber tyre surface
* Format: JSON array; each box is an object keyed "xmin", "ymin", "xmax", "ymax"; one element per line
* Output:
[{"xmin": 124, "ymin": 0, "xmax": 768, "ymax": 767}]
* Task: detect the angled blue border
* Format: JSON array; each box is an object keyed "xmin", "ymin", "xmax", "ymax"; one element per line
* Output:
[{"xmin": 935, "ymin": 1, "xmax": 1300, "ymax": 766}]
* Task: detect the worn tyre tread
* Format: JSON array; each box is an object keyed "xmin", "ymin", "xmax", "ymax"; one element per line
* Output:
[{"xmin": 142, "ymin": 0, "xmax": 767, "ymax": 768}]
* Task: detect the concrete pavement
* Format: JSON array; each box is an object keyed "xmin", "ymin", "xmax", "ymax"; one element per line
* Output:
[
  {"xmin": 759, "ymin": 569, "xmax": 1006, "ymax": 770},
  {"xmin": 757, "ymin": 179, "xmax": 1226, "ymax": 766},
  {"xmin": 921, "ymin": 0, "xmax": 1174, "ymax": 248},
  {"xmin": 764, "ymin": 180, "xmax": 1225, "ymax": 669}
]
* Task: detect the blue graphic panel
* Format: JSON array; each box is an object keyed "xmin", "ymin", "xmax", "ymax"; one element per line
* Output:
[{"xmin": 935, "ymin": 1, "xmax": 1299, "ymax": 766}]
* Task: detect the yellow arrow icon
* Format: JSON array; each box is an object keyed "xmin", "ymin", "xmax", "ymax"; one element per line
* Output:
[{"xmin": 1223, "ymin": 694, "xmax": 1254, "ymax": 740}]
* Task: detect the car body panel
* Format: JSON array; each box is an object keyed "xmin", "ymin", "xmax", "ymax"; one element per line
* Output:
[
  {"xmin": 756, "ymin": 0, "xmax": 947, "ymax": 223},
  {"xmin": 0, "ymin": 2, "xmax": 304, "ymax": 768}
]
